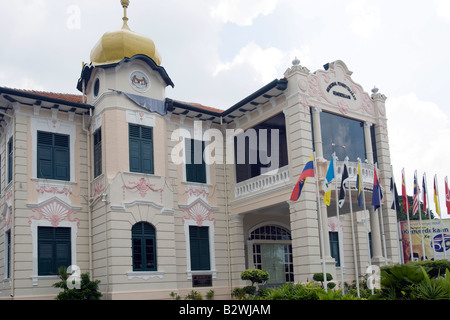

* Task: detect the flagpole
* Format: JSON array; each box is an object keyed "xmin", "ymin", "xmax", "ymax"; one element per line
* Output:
[
  {"xmin": 403, "ymin": 168, "xmax": 414, "ymax": 263},
  {"xmin": 347, "ymin": 158, "xmax": 360, "ymax": 298},
  {"xmin": 313, "ymin": 152, "xmax": 328, "ymax": 290},
  {"xmin": 391, "ymin": 166, "xmax": 403, "ymax": 264},
  {"xmin": 358, "ymin": 159, "xmax": 372, "ymax": 290},
  {"xmin": 376, "ymin": 163, "xmax": 388, "ymax": 265},
  {"xmin": 435, "ymin": 174, "xmax": 447, "ymax": 260},
  {"xmin": 424, "ymin": 173, "xmax": 435, "ymax": 261},
  {"xmin": 333, "ymin": 153, "xmax": 345, "ymax": 293},
  {"xmin": 415, "ymin": 170, "xmax": 426, "ymax": 261}
]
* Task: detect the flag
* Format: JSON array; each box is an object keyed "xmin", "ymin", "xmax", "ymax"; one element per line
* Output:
[
  {"xmin": 338, "ymin": 163, "xmax": 349, "ymax": 208},
  {"xmin": 434, "ymin": 175, "xmax": 441, "ymax": 217},
  {"xmin": 422, "ymin": 175, "xmax": 428, "ymax": 213},
  {"xmin": 390, "ymin": 174, "xmax": 400, "ymax": 213},
  {"xmin": 323, "ymin": 156, "xmax": 335, "ymax": 206},
  {"xmin": 372, "ymin": 166, "xmax": 383, "ymax": 210},
  {"xmin": 356, "ymin": 162, "xmax": 363, "ymax": 208},
  {"xmin": 445, "ymin": 177, "xmax": 450, "ymax": 216},
  {"xmin": 402, "ymin": 169, "xmax": 409, "ymax": 214},
  {"xmin": 290, "ymin": 155, "xmax": 315, "ymax": 201},
  {"xmin": 413, "ymin": 171, "xmax": 419, "ymax": 216}
]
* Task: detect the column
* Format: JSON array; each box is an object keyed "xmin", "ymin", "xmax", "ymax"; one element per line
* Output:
[
  {"xmin": 369, "ymin": 206, "xmax": 385, "ymax": 265},
  {"xmin": 364, "ymin": 122, "xmax": 374, "ymax": 164},
  {"xmin": 229, "ymin": 214, "xmax": 246, "ymax": 287},
  {"xmin": 311, "ymin": 107, "xmax": 334, "ymax": 271}
]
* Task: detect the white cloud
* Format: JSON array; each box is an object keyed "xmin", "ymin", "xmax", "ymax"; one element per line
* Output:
[
  {"xmin": 435, "ymin": 0, "xmax": 450, "ymax": 23},
  {"xmin": 210, "ymin": 0, "xmax": 278, "ymax": 26},
  {"xmin": 213, "ymin": 42, "xmax": 284, "ymax": 83},
  {"xmin": 346, "ymin": 0, "xmax": 381, "ymax": 40},
  {"xmin": 387, "ymin": 93, "xmax": 450, "ymax": 217}
]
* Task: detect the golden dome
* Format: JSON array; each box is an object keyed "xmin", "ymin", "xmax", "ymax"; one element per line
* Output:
[{"xmin": 90, "ymin": 1, "xmax": 162, "ymax": 66}]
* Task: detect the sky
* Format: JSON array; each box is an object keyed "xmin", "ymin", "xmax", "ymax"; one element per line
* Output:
[{"xmin": 0, "ymin": 0, "xmax": 449, "ymax": 218}]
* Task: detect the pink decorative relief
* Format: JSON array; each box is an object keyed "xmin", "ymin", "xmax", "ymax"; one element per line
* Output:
[
  {"xmin": 182, "ymin": 201, "xmax": 216, "ymax": 227},
  {"xmin": 36, "ymin": 186, "xmax": 72, "ymax": 196},
  {"xmin": 122, "ymin": 178, "xmax": 163, "ymax": 202},
  {"xmin": 29, "ymin": 199, "xmax": 80, "ymax": 227},
  {"xmin": 91, "ymin": 182, "xmax": 105, "ymax": 198}
]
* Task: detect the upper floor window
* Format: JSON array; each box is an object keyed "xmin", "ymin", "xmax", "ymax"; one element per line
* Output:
[
  {"xmin": 129, "ymin": 124, "xmax": 154, "ymax": 174},
  {"xmin": 234, "ymin": 113, "xmax": 288, "ymax": 183},
  {"xmin": 7, "ymin": 137, "xmax": 13, "ymax": 184},
  {"xmin": 93, "ymin": 129, "xmax": 102, "ymax": 178},
  {"xmin": 37, "ymin": 131, "xmax": 70, "ymax": 181},
  {"xmin": 185, "ymin": 138, "xmax": 207, "ymax": 184},
  {"xmin": 132, "ymin": 222, "xmax": 157, "ymax": 271}
]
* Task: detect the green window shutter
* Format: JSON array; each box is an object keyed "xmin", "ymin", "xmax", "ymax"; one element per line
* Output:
[
  {"xmin": 37, "ymin": 132, "xmax": 70, "ymax": 181},
  {"xmin": 129, "ymin": 125, "xmax": 154, "ymax": 174},
  {"xmin": 7, "ymin": 137, "xmax": 13, "ymax": 183},
  {"xmin": 189, "ymin": 226, "xmax": 210, "ymax": 271},
  {"xmin": 186, "ymin": 139, "xmax": 206, "ymax": 183},
  {"xmin": 38, "ymin": 227, "xmax": 71, "ymax": 275},
  {"xmin": 93, "ymin": 129, "xmax": 102, "ymax": 178}
]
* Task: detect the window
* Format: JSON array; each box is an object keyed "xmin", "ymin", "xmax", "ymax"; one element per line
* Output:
[
  {"xmin": 38, "ymin": 227, "xmax": 71, "ymax": 276},
  {"xmin": 7, "ymin": 137, "xmax": 13, "ymax": 184},
  {"xmin": 129, "ymin": 124, "xmax": 154, "ymax": 174},
  {"xmin": 5, "ymin": 230, "xmax": 10, "ymax": 278},
  {"xmin": 234, "ymin": 113, "xmax": 288, "ymax": 183},
  {"xmin": 189, "ymin": 226, "xmax": 210, "ymax": 271},
  {"xmin": 93, "ymin": 129, "xmax": 102, "ymax": 178},
  {"xmin": 132, "ymin": 222, "xmax": 157, "ymax": 271},
  {"xmin": 37, "ymin": 131, "xmax": 70, "ymax": 181},
  {"xmin": 185, "ymin": 138, "xmax": 206, "ymax": 184},
  {"xmin": 329, "ymin": 231, "xmax": 340, "ymax": 267},
  {"xmin": 318, "ymin": 111, "xmax": 366, "ymax": 162}
]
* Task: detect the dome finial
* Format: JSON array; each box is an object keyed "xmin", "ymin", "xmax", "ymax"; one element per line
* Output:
[{"xmin": 121, "ymin": 0, "xmax": 130, "ymax": 30}]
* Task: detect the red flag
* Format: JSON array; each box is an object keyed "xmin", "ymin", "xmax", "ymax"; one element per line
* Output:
[
  {"xmin": 445, "ymin": 177, "xmax": 450, "ymax": 216},
  {"xmin": 402, "ymin": 169, "xmax": 409, "ymax": 214},
  {"xmin": 413, "ymin": 171, "xmax": 419, "ymax": 215}
]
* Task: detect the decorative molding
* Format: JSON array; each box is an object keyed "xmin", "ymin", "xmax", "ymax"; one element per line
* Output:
[
  {"xmin": 180, "ymin": 199, "xmax": 217, "ymax": 227},
  {"xmin": 0, "ymin": 204, "xmax": 12, "ymax": 232},
  {"xmin": 28, "ymin": 198, "xmax": 80, "ymax": 227},
  {"xmin": 122, "ymin": 177, "xmax": 163, "ymax": 202},
  {"xmin": 126, "ymin": 271, "xmax": 164, "ymax": 280}
]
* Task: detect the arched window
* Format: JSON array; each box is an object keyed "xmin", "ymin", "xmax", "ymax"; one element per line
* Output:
[{"xmin": 132, "ymin": 222, "xmax": 156, "ymax": 271}]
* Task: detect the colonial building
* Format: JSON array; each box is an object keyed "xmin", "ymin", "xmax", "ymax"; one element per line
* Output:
[{"xmin": 0, "ymin": 1, "xmax": 399, "ymax": 299}]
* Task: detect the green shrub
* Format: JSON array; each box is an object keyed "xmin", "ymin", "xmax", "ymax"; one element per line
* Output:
[
  {"xmin": 53, "ymin": 266, "xmax": 102, "ymax": 300},
  {"xmin": 241, "ymin": 269, "xmax": 269, "ymax": 287}
]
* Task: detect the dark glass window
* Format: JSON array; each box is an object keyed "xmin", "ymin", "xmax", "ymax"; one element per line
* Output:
[
  {"xmin": 132, "ymin": 222, "xmax": 157, "ymax": 271},
  {"xmin": 235, "ymin": 113, "xmax": 288, "ymax": 183},
  {"xmin": 319, "ymin": 111, "xmax": 366, "ymax": 162},
  {"xmin": 329, "ymin": 231, "xmax": 340, "ymax": 267}
]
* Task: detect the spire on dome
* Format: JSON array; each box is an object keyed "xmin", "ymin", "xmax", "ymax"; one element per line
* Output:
[{"xmin": 121, "ymin": 0, "xmax": 130, "ymax": 30}]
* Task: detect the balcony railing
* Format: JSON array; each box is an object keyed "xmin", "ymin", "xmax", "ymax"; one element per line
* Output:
[
  {"xmin": 335, "ymin": 160, "xmax": 374, "ymax": 187},
  {"xmin": 235, "ymin": 165, "xmax": 290, "ymax": 198}
]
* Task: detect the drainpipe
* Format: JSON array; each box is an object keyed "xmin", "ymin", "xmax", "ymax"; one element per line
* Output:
[
  {"xmin": 10, "ymin": 113, "xmax": 16, "ymax": 299},
  {"xmin": 81, "ymin": 79, "xmax": 93, "ymax": 277},
  {"xmin": 221, "ymin": 116, "xmax": 232, "ymax": 298}
]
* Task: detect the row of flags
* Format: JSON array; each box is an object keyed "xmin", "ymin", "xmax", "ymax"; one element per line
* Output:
[
  {"xmin": 290, "ymin": 154, "xmax": 450, "ymax": 217},
  {"xmin": 290, "ymin": 154, "xmax": 384, "ymax": 210}
]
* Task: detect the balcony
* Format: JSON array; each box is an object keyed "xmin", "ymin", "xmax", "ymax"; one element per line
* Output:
[{"xmin": 234, "ymin": 165, "xmax": 290, "ymax": 198}]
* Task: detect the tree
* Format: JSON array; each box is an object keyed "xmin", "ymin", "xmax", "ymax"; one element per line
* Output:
[{"xmin": 397, "ymin": 195, "xmax": 436, "ymax": 222}]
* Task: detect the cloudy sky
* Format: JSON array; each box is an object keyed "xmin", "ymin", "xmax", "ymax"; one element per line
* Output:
[{"xmin": 1, "ymin": 0, "xmax": 449, "ymax": 218}]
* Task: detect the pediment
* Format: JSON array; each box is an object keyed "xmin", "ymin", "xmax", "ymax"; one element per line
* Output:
[{"xmin": 298, "ymin": 60, "xmax": 377, "ymax": 122}]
